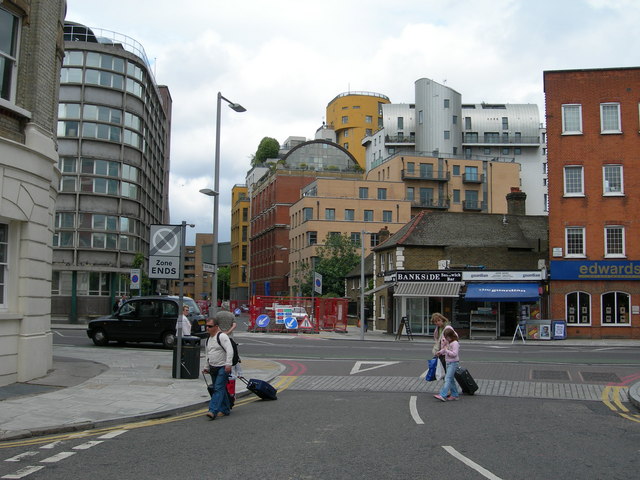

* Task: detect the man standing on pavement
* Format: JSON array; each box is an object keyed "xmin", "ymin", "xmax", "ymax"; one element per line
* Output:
[
  {"xmin": 176, "ymin": 305, "xmax": 191, "ymax": 337},
  {"xmin": 203, "ymin": 317, "xmax": 233, "ymax": 420}
]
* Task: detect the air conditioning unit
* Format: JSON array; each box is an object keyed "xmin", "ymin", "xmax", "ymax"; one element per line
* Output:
[{"xmin": 438, "ymin": 260, "xmax": 450, "ymax": 270}]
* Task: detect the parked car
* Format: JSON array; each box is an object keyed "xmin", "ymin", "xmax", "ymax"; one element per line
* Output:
[{"xmin": 87, "ymin": 296, "xmax": 206, "ymax": 349}]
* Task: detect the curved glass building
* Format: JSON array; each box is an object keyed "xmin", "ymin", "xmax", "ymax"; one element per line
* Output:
[{"xmin": 53, "ymin": 22, "xmax": 172, "ymax": 321}]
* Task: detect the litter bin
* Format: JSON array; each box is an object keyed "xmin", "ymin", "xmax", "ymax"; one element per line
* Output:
[{"xmin": 172, "ymin": 335, "xmax": 201, "ymax": 379}]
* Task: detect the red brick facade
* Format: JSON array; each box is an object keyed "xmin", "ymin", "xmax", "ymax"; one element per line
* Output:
[
  {"xmin": 250, "ymin": 173, "xmax": 315, "ymax": 296},
  {"xmin": 544, "ymin": 68, "xmax": 640, "ymax": 339}
]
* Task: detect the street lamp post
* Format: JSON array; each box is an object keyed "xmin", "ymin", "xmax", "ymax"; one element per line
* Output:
[
  {"xmin": 200, "ymin": 92, "xmax": 245, "ymax": 318},
  {"xmin": 360, "ymin": 230, "xmax": 372, "ymax": 341}
]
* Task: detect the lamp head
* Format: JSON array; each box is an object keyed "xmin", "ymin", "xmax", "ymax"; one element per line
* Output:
[{"xmin": 228, "ymin": 103, "xmax": 246, "ymax": 113}]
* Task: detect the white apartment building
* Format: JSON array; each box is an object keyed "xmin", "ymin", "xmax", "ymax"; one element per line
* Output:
[{"xmin": 362, "ymin": 78, "xmax": 547, "ymax": 215}]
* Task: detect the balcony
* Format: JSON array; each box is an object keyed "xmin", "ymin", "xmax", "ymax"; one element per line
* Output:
[
  {"xmin": 463, "ymin": 134, "xmax": 540, "ymax": 145},
  {"xmin": 411, "ymin": 198, "xmax": 450, "ymax": 210},
  {"xmin": 385, "ymin": 134, "xmax": 415, "ymax": 145},
  {"xmin": 462, "ymin": 200, "xmax": 485, "ymax": 211},
  {"xmin": 462, "ymin": 173, "xmax": 484, "ymax": 184},
  {"xmin": 402, "ymin": 170, "xmax": 450, "ymax": 182}
]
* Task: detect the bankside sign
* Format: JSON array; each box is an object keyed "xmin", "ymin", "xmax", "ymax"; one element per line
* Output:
[{"xmin": 149, "ymin": 224, "xmax": 182, "ymax": 279}]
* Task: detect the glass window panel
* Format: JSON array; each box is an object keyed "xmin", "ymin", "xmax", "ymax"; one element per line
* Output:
[
  {"xmin": 564, "ymin": 166, "xmax": 583, "ymax": 195},
  {"xmin": 562, "ymin": 104, "xmax": 582, "ymax": 133}
]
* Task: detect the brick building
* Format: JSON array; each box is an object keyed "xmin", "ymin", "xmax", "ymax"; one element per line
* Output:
[
  {"xmin": 544, "ymin": 68, "xmax": 640, "ymax": 339},
  {"xmin": 0, "ymin": 0, "xmax": 66, "ymax": 385},
  {"xmin": 249, "ymin": 140, "xmax": 361, "ymax": 297},
  {"xmin": 370, "ymin": 203, "xmax": 548, "ymax": 337}
]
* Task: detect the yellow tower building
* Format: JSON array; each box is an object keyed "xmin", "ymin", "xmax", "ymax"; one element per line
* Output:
[
  {"xmin": 326, "ymin": 92, "xmax": 390, "ymax": 169},
  {"xmin": 230, "ymin": 184, "xmax": 250, "ymax": 304}
]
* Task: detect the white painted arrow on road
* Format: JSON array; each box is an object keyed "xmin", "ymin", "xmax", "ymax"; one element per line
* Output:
[{"xmin": 350, "ymin": 361, "xmax": 400, "ymax": 375}]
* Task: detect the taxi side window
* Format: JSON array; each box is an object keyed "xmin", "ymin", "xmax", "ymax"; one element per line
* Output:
[
  {"xmin": 138, "ymin": 301, "xmax": 155, "ymax": 317},
  {"xmin": 162, "ymin": 301, "xmax": 178, "ymax": 318},
  {"xmin": 119, "ymin": 302, "xmax": 137, "ymax": 317}
]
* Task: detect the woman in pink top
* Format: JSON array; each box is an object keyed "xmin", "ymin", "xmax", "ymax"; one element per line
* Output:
[{"xmin": 434, "ymin": 329, "xmax": 460, "ymax": 401}]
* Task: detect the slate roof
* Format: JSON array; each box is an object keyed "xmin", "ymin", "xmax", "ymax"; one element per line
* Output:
[
  {"xmin": 374, "ymin": 210, "xmax": 548, "ymax": 251},
  {"xmin": 345, "ymin": 252, "xmax": 374, "ymax": 279}
]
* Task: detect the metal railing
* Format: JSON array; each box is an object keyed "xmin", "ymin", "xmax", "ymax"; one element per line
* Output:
[
  {"xmin": 463, "ymin": 134, "xmax": 540, "ymax": 145},
  {"xmin": 411, "ymin": 199, "xmax": 450, "ymax": 210},
  {"xmin": 462, "ymin": 173, "xmax": 484, "ymax": 183},
  {"xmin": 402, "ymin": 170, "xmax": 450, "ymax": 182}
]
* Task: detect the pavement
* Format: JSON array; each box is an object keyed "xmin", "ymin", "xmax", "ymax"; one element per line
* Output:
[{"xmin": 1, "ymin": 325, "xmax": 639, "ymax": 441}]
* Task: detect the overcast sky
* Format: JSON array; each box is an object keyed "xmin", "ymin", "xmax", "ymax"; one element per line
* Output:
[{"xmin": 65, "ymin": 0, "xmax": 640, "ymax": 244}]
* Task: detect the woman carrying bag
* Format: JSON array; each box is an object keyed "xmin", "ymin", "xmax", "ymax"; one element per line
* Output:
[{"xmin": 431, "ymin": 312, "xmax": 454, "ymax": 374}]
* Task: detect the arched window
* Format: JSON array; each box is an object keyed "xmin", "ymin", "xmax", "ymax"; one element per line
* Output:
[
  {"xmin": 566, "ymin": 291, "xmax": 590, "ymax": 324},
  {"xmin": 601, "ymin": 291, "xmax": 630, "ymax": 325}
]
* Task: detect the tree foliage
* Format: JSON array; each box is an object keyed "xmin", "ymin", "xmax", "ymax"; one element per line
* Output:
[
  {"xmin": 252, "ymin": 137, "xmax": 280, "ymax": 166},
  {"xmin": 217, "ymin": 266, "xmax": 230, "ymax": 300},
  {"xmin": 295, "ymin": 234, "xmax": 360, "ymax": 297}
]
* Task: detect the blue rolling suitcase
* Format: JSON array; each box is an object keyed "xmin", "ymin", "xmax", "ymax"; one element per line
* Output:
[
  {"xmin": 455, "ymin": 367, "xmax": 478, "ymax": 395},
  {"xmin": 239, "ymin": 376, "xmax": 278, "ymax": 400}
]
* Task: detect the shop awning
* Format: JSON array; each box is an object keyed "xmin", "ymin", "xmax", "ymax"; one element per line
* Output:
[
  {"xmin": 364, "ymin": 283, "xmax": 391, "ymax": 295},
  {"xmin": 465, "ymin": 283, "xmax": 539, "ymax": 302},
  {"xmin": 394, "ymin": 282, "xmax": 464, "ymax": 297}
]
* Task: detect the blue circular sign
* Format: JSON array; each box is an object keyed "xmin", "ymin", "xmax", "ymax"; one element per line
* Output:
[
  {"xmin": 131, "ymin": 274, "xmax": 139, "ymax": 282},
  {"xmin": 256, "ymin": 314, "xmax": 270, "ymax": 328},
  {"xmin": 284, "ymin": 317, "xmax": 298, "ymax": 329}
]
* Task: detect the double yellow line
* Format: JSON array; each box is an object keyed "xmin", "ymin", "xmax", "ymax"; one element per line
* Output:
[
  {"xmin": 601, "ymin": 386, "xmax": 640, "ymax": 423},
  {"xmin": 1, "ymin": 376, "xmax": 298, "ymax": 449}
]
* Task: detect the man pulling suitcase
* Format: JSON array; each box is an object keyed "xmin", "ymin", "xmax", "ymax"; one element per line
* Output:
[{"xmin": 202, "ymin": 317, "xmax": 233, "ymax": 420}]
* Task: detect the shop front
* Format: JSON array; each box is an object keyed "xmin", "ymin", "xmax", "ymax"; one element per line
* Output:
[
  {"xmin": 391, "ymin": 271, "xmax": 464, "ymax": 336},
  {"xmin": 460, "ymin": 271, "xmax": 545, "ymax": 339}
]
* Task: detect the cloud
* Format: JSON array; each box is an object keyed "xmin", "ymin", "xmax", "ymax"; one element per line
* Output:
[{"xmin": 65, "ymin": 0, "xmax": 640, "ymax": 244}]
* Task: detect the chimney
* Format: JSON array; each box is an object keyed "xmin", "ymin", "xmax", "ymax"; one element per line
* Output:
[
  {"xmin": 378, "ymin": 226, "xmax": 391, "ymax": 242},
  {"xmin": 506, "ymin": 187, "xmax": 526, "ymax": 215}
]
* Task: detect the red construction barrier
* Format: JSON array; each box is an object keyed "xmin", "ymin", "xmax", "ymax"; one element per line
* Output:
[{"xmin": 249, "ymin": 296, "xmax": 349, "ymax": 333}]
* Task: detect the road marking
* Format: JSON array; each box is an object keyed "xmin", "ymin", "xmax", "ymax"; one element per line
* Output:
[
  {"xmin": 98, "ymin": 430, "xmax": 128, "ymax": 439},
  {"xmin": 442, "ymin": 446, "xmax": 503, "ymax": 480},
  {"xmin": 601, "ymin": 386, "xmax": 640, "ymax": 424},
  {"xmin": 40, "ymin": 452, "xmax": 75, "ymax": 463},
  {"xmin": 1, "ymin": 465, "xmax": 45, "ymax": 478},
  {"xmin": 73, "ymin": 440, "xmax": 103, "ymax": 450},
  {"xmin": 350, "ymin": 361, "xmax": 399, "ymax": 374},
  {"xmin": 409, "ymin": 396, "xmax": 424, "ymax": 424},
  {"xmin": 4, "ymin": 452, "xmax": 38, "ymax": 462},
  {"xmin": 40, "ymin": 441, "xmax": 64, "ymax": 450}
]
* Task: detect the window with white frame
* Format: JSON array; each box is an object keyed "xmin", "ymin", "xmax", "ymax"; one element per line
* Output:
[
  {"xmin": 379, "ymin": 295, "xmax": 385, "ymax": 318},
  {"xmin": 562, "ymin": 104, "xmax": 582, "ymax": 134},
  {"xmin": 605, "ymin": 226, "xmax": 625, "ymax": 257},
  {"xmin": 565, "ymin": 227, "xmax": 585, "ymax": 257},
  {"xmin": 566, "ymin": 291, "xmax": 590, "ymax": 324},
  {"xmin": 601, "ymin": 291, "xmax": 630, "ymax": 324},
  {"xmin": 603, "ymin": 164, "xmax": 623, "ymax": 195},
  {"xmin": 382, "ymin": 210, "xmax": 392, "ymax": 223},
  {"xmin": 563, "ymin": 165, "xmax": 584, "ymax": 196},
  {"xmin": 600, "ymin": 103, "xmax": 621, "ymax": 133},
  {"xmin": 0, "ymin": 7, "xmax": 19, "ymax": 102}
]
